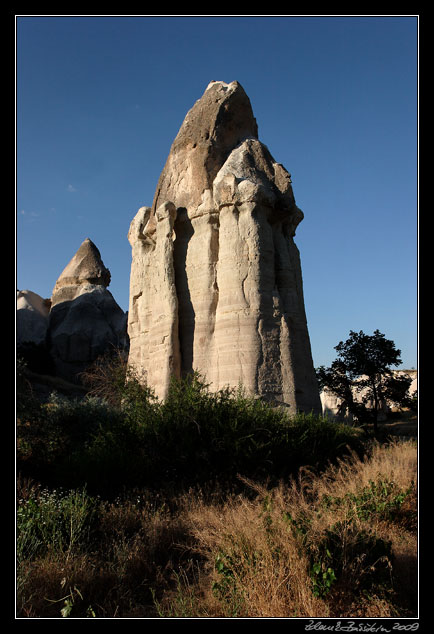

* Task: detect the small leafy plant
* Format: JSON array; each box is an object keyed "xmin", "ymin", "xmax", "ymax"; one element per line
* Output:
[
  {"xmin": 211, "ymin": 551, "xmax": 246, "ymax": 617},
  {"xmin": 310, "ymin": 559, "xmax": 337, "ymax": 598}
]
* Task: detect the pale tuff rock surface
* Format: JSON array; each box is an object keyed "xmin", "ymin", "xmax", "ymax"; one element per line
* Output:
[
  {"xmin": 17, "ymin": 289, "xmax": 51, "ymax": 345},
  {"xmin": 47, "ymin": 238, "xmax": 128, "ymax": 383},
  {"xmin": 128, "ymin": 81, "xmax": 321, "ymax": 413},
  {"xmin": 128, "ymin": 203, "xmax": 181, "ymax": 391}
]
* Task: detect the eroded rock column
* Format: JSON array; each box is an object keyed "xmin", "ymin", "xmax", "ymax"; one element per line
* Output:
[
  {"xmin": 128, "ymin": 203, "xmax": 181, "ymax": 398},
  {"xmin": 127, "ymin": 81, "xmax": 321, "ymax": 413}
]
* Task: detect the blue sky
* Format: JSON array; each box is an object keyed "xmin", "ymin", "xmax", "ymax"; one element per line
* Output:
[{"xmin": 16, "ymin": 15, "xmax": 418, "ymax": 369}]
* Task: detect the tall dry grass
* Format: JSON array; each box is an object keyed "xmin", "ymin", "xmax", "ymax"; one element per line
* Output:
[
  {"xmin": 157, "ymin": 439, "xmax": 417, "ymax": 618},
  {"xmin": 17, "ymin": 439, "xmax": 417, "ymax": 618},
  {"xmin": 178, "ymin": 490, "xmax": 329, "ymax": 617}
]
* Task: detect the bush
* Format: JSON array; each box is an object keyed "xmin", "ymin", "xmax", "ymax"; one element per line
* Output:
[
  {"xmin": 119, "ymin": 372, "xmax": 365, "ymax": 488},
  {"xmin": 80, "ymin": 348, "xmax": 148, "ymax": 408},
  {"xmin": 17, "ymin": 370, "xmax": 366, "ymax": 496}
]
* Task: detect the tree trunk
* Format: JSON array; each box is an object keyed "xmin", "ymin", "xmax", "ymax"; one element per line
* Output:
[{"xmin": 372, "ymin": 379, "xmax": 379, "ymax": 435}]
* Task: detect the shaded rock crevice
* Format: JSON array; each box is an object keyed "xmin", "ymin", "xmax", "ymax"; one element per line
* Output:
[{"xmin": 173, "ymin": 208, "xmax": 195, "ymax": 378}]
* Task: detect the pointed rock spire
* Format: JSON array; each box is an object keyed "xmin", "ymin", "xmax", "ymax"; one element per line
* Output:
[
  {"xmin": 55, "ymin": 237, "xmax": 111, "ymax": 288},
  {"xmin": 152, "ymin": 80, "xmax": 259, "ymax": 215},
  {"xmin": 47, "ymin": 238, "xmax": 128, "ymax": 383},
  {"xmin": 51, "ymin": 238, "xmax": 111, "ymax": 307}
]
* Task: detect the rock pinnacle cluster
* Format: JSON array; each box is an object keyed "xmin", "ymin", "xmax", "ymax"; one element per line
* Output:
[
  {"xmin": 128, "ymin": 81, "xmax": 321, "ymax": 413},
  {"xmin": 47, "ymin": 238, "xmax": 128, "ymax": 382}
]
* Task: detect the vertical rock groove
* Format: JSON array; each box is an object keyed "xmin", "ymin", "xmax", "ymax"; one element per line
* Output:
[{"xmin": 173, "ymin": 208, "xmax": 195, "ymax": 377}]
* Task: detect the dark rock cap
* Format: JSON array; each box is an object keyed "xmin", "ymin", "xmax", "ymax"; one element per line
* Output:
[
  {"xmin": 52, "ymin": 238, "xmax": 111, "ymax": 292},
  {"xmin": 152, "ymin": 80, "xmax": 259, "ymax": 213}
]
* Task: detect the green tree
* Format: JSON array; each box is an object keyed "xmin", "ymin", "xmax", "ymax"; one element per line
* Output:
[{"xmin": 316, "ymin": 330, "xmax": 413, "ymax": 434}]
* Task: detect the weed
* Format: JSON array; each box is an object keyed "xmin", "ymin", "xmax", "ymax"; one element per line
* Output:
[
  {"xmin": 320, "ymin": 478, "xmax": 415, "ymax": 523},
  {"xmin": 17, "ymin": 487, "xmax": 96, "ymax": 563},
  {"xmin": 44, "ymin": 581, "xmax": 96, "ymax": 618},
  {"xmin": 211, "ymin": 551, "xmax": 246, "ymax": 617},
  {"xmin": 310, "ymin": 560, "xmax": 337, "ymax": 598}
]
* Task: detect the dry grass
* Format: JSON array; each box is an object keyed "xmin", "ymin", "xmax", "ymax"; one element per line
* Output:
[
  {"xmin": 17, "ymin": 488, "xmax": 192, "ymax": 618},
  {"xmin": 79, "ymin": 348, "xmax": 129, "ymax": 406},
  {"xmin": 156, "ymin": 439, "xmax": 418, "ymax": 618},
  {"xmin": 17, "ymin": 439, "xmax": 417, "ymax": 618},
  {"xmin": 179, "ymin": 489, "xmax": 329, "ymax": 617}
]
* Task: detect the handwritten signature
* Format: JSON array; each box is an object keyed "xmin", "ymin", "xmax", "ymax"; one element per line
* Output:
[{"xmin": 305, "ymin": 622, "xmax": 419, "ymax": 632}]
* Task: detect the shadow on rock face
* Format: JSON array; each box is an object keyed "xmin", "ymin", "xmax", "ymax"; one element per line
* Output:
[{"xmin": 47, "ymin": 287, "xmax": 128, "ymax": 385}]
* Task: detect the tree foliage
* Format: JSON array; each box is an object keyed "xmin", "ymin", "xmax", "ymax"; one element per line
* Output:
[{"xmin": 316, "ymin": 330, "xmax": 413, "ymax": 432}]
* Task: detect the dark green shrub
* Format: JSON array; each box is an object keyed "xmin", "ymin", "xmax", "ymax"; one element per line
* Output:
[
  {"xmin": 17, "ymin": 370, "xmax": 367, "ymax": 496},
  {"xmin": 266, "ymin": 412, "xmax": 365, "ymax": 479},
  {"xmin": 17, "ymin": 392, "xmax": 135, "ymax": 492},
  {"xmin": 147, "ymin": 374, "xmax": 285, "ymax": 482},
  {"xmin": 133, "ymin": 373, "xmax": 365, "ymax": 487}
]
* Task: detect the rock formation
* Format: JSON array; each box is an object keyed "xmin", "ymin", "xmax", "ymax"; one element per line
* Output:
[
  {"xmin": 47, "ymin": 238, "xmax": 128, "ymax": 383},
  {"xmin": 128, "ymin": 80, "xmax": 321, "ymax": 413},
  {"xmin": 17, "ymin": 289, "xmax": 51, "ymax": 346}
]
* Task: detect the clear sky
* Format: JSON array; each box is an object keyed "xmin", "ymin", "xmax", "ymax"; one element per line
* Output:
[{"xmin": 16, "ymin": 15, "xmax": 418, "ymax": 369}]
